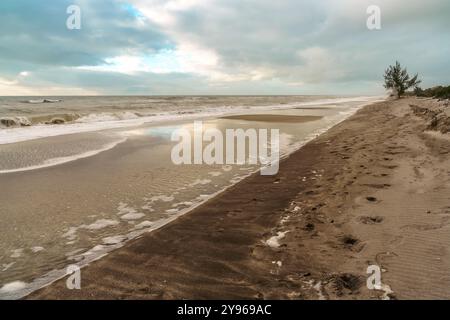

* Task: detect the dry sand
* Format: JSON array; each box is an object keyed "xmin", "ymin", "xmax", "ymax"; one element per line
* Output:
[{"xmin": 28, "ymin": 97, "xmax": 450, "ymax": 300}]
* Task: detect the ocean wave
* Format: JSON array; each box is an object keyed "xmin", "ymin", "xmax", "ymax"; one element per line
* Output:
[
  {"xmin": 0, "ymin": 96, "xmax": 385, "ymax": 300},
  {"xmin": 23, "ymin": 99, "xmax": 62, "ymax": 104},
  {"xmin": 0, "ymin": 96, "xmax": 383, "ymax": 145},
  {"xmin": 76, "ymin": 111, "xmax": 144, "ymax": 123},
  {"xmin": 1, "ymin": 111, "xmax": 150, "ymax": 129},
  {"xmin": 0, "ymin": 113, "xmax": 82, "ymax": 128},
  {"xmin": 0, "ymin": 116, "xmax": 32, "ymax": 127},
  {"xmin": 0, "ymin": 137, "xmax": 127, "ymax": 174}
]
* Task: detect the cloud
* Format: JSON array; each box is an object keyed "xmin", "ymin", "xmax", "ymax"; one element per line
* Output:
[
  {"xmin": 295, "ymin": 47, "xmax": 345, "ymax": 83},
  {"xmin": 0, "ymin": 75, "xmax": 98, "ymax": 95},
  {"xmin": 128, "ymin": 0, "xmax": 450, "ymax": 89},
  {"xmin": 0, "ymin": 0, "xmax": 171, "ymax": 70},
  {"xmin": 0, "ymin": 0, "xmax": 449, "ymax": 95}
]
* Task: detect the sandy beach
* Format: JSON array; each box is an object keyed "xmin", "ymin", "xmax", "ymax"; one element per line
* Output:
[
  {"xmin": 0, "ymin": 96, "xmax": 371, "ymax": 299},
  {"xmin": 26, "ymin": 97, "xmax": 450, "ymax": 300}
]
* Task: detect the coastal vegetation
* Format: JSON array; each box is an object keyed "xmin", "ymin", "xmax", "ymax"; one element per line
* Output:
[
  {"xmin": 415, "ymin": 85, "xmax": 450, "ymax": 100},
  {"xmin": 383, "ymin": 61, "xmax": 421, "ymax": 98}
]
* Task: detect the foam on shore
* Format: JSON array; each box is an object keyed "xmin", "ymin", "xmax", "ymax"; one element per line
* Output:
[
  {"xmin": 0, "ymin": 96, "xmax": 379, "ymax": 145},
  {"xmin": 1, "ymin": 98, "xmax": 382, "ymax": 300},
  {"xmin": 0, "ymin": 97, "xmax": 385, "ymax": 300},
  {"xmin": 0, "ymin": 137, "xmax": 127, "ymax": 174}
]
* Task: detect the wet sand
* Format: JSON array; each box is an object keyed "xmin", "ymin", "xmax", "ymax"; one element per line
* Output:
[
  {"xmin": 221, "ymin": 114, "xmax": 323, "ymax": 123},
  {"xmin": 28, "ymin": 97, "xmax": 450, "ymax": 299}
]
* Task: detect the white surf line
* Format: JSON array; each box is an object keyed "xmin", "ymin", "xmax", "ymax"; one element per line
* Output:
[
  {"xmin": 0, "ymin": 97, "xmax": 381, "ymax": 176},
  {"xmin": 7, "ymin": 98, "xmax": 384, "ymax": 300},
  {"xmin": 8, "ymin": 170, "xmax": 257, "ymax": 300},
  {"xmin": 0, "ymin": 138, "xmax": 127, "ymax": 174},
  {"xmin": 265, "ymin": 231, "xmax": 289, "ymax": 248},
  {"xmin": 0, "ymin": 96, "xmax": 381, "ymax": 145}
]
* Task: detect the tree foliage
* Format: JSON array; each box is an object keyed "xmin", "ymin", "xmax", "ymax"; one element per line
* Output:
[
  {"xmin": 415, "ymin": 85, "xmax": 450, "ymax": 100},
  {"xmin": 383, "ymin": 61, "xmax": 421, "ymax": 98}
]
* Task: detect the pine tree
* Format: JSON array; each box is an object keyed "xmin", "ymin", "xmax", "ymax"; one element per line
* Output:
[{"xmin": 384, "ymin": 61, "xmax": 421, "ymax": 98}]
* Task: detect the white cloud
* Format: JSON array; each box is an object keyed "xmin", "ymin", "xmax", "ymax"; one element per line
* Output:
[
  {"xmin": 126, "ymin": 0, "xmax": 450, "ymax": 90},
  {"xmin": 128, "ymin": 0, "xmax": 347, "ymax": 84},
  {"xmin": 1, "ymin": 0, "xmax": 449, "ymax": 95},
  {"xmin": 296, "ymin": 47, "xmax": 345, "ymax": 83},
  {"xmin": 129, "ymin": 0, "xmax": 233, "ymax": 81},
  {"xmin": 0, "ymin": 76, "xmax": 98, "ymax": 96},
  {"xmin": 131, "ymin": 0, "xmax": 207, "ymax": 27},
  {"xmin": 77, "ymin": 55, "xmax": 152, "ymax": 74}
]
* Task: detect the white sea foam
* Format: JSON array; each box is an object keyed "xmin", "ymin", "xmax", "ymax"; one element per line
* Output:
[
  {"xmin": 62, "ymin": 227, "xmax": 78, "ymax": 241},
  {"xmin": 0, "ymin": 96, "xmax": 381, "ymax": 176},
  {"xmin": 141, "ymin": 204, "xmax": 155, "ymax": 212},
  {"xmin": 62, "ymin": 219, "xmax": 120, "ymax": 241},
  {"xmin": 265, "ymin": 231, "xmax": 289, "ymax": 248},
  {"xmin": 222, "ymin": 165, "xmax": 233, "ymax": 172},
  {"xmin": 24, "ymin": 99, "xmax": 61, "ymax": 104},
  {"xmin": 83, "ymin": 245, "xmax": 106, "ymax": 256},
  {"xmin": 0, "ymin": 281, "xmax": 27, "ymax": 294},
  {"xmin": 77, "ymin": 112, "xmax": 135, "ymax": 123},
  {"xmin": 117, "ymin": 203, "xmax": 145, "ymax": 220},
  {"xmin": 0, "ymin": 137, "xmax": 126, "ymax": 174},
  {"xmin": 134, "ymin": 221, "xmax": 153, "ymax": 229},
  {"xmin": 31, "ymin": 246, "xmax": 45, "ymax": 253},
  {"xmin": 0, "ymin": 96, "xmax": 381, "ymax": 145},
  {"xmin": 121, "ymin": 212, "xmax": 145, "ymax": 220},
  {"xmin": 189, "ymin": 179, "xmax": 212, "ymax": 186},
  {"xmin": 229, "ymin": 177, "xmax": 241, "ymax": 184},
  {"xmin": 313, "ymin": 281, "xmax": 326, "ymax": 300},
  {"xmin": 65, "ymin": 248, "xmax": 85, "ymax": 258},
  {"xmin": 172, "ymin": 201, "xmax": 193, "ymax": 207},
  {"xmin": 10, "ymin": 249, "xmax": 23, "ymax": 258},
  {"xmin": 102, "ymin": 235, "xmax": 127, "ymax": 245},
  {"xmin": 1, "ymin": 262, "xmax": 15, "ymax": 272},
  {"xmin": 84, "ymin": 219, "xmax": 119, "ymax": 230},
  {"xmin": 149, "ymin": 195, "xmax": 175, "ymax": 202},
  {"xmin": 3, "ymin": 97, "xmax": 384, "ymax": 300}
]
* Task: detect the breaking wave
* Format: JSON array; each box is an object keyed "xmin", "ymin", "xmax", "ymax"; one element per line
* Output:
[
  {"xmin": 23, "ymin": 99, "xmax": 62, "ymax": 104},
  {"xmin": 0, "ymin": 96, "xmax": 382, "ymax": 144}
]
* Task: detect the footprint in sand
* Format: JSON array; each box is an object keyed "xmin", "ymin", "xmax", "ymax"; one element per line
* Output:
[
  {"xmin": 361, "ymin": 184, "xmax": 391, "ymax": 189},
  {"xmin": 341, "ymin": 235, "xmax": 359, "ymax": 247},
  {"xmin": 359, "ymin": 216, "xmax": 384, "ymax": 224}
]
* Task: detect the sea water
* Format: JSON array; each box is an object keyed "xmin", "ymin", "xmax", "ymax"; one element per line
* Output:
[{"xmin": 0, "ymin": 95, "xmax": 381, "ymax": 299}]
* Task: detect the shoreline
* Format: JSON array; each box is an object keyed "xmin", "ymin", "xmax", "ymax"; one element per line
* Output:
[
  {"xmin": 19, "ymin": 96, "xmax": 450, "ymax": 300},
  {"xmin": 23, "ymin": 98, "xmax": 386, "ymax": 300},
  {"xmin": 0, "ymin": 96, "xmax": 376, "ymax": 145},
  {"xmin": 2, "ymin": 99, "xmax": 373, "ymax": 300}
]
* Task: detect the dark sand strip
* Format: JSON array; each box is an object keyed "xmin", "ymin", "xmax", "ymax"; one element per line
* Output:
[{"xmin": 28, "ymin": 98, "xmax": 450, "ymax": 299}]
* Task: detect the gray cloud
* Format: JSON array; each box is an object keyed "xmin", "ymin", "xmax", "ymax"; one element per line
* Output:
[
  {"xmin": 0, "ymin": 0, "xmax": 171, "ymax": 72},
  {"xmin": 0, "ymin": 0, "xmax": 449, "ymax": 95}
]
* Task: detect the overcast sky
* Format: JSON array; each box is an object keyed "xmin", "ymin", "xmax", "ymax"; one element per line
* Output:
[{"xmin": 0, "ymin": 0, "xmax": 449, "ymax": 95}]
